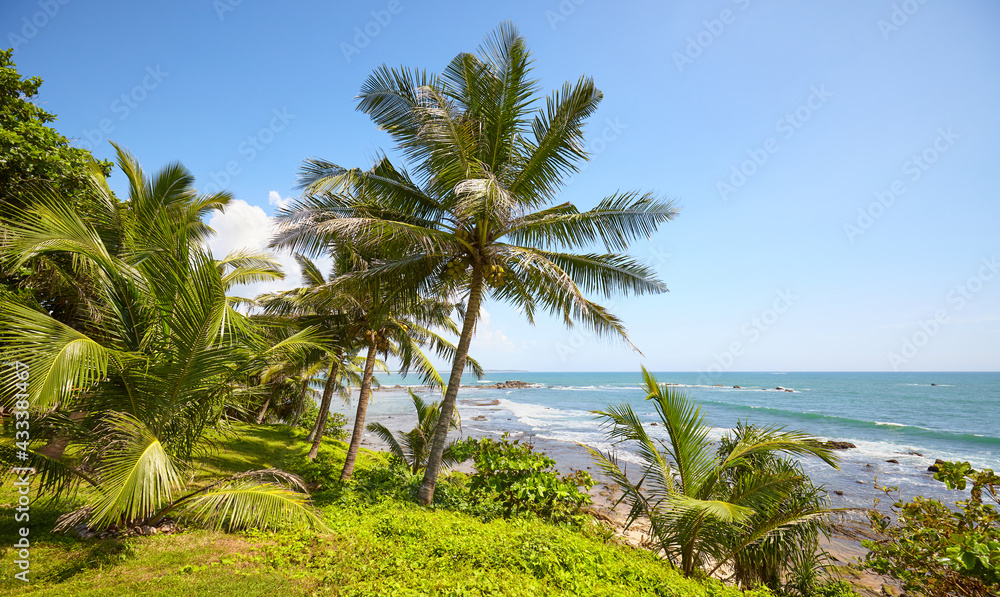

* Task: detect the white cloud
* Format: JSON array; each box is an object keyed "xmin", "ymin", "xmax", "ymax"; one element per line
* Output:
[
  {"xmin": 471, "ymin": 307, "xmax": 518, "ymax": 354},
  {"xmin": 206, "ymin": 194, "xmax": 331, "ymax": 301},
  {"xmin": 267, "ymin": 190, "xmax": 293, "ymax": 210}
]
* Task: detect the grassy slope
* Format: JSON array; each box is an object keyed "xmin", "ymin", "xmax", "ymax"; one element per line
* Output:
[{"xmin": 0, "ymin": 424, "xmax": 768, "ymax": 597}]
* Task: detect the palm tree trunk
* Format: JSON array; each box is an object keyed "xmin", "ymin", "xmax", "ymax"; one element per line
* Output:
[
  {"xmin": 418, "ymin": 269, "xmax": 483, "ymax": 505},
  {"xmin": 340, "ymin": 337, "xmax": 379, "ymax": 481},
  {"xmin": 290, "ymin": 377, "xmax": 308, "ymax": 427},
  {"xmin": 254, "ymin": 393, "xmax": 272, "ymax": 424},
  {"xmin": 306, "ymin": 361, "xmax": 338, "ymax": 459}
]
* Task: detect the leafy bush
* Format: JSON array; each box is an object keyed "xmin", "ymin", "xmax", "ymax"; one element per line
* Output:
[
  {"xmin": 296, "ymin": 401, "xmax": 348, "ymax": 440},
  {"xmin": 864, "ymin": 460, "xmax": 1000, "ymax": 596},
  {"xmin": 452, "ymin": 434, "xmax": 595, "ymax": 524}
]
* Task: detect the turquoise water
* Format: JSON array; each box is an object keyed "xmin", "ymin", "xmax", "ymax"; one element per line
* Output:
[{"xmin": 353, "ymin": 371, "xmax": 1000, "ymax": 508}]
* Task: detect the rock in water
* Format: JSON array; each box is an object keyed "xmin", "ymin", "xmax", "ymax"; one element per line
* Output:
[
  {"xmin": 927, "ymin": 458, "xmax": 947, "ymax": 473},
  {"xmin": 823, "ymin": 441, "xmax": 857, "ymax": 450}
]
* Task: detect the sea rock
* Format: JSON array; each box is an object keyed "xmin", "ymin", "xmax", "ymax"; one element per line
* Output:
[
  {"xmin": 886, "ymin": 459, "xmax": 899, "ymax": 464},
  {"xmin": 491, "ymin": 380, "xmax": 538, "ymax": 389},
  {"xmin": 733, "ymin": 385, "xmax": 741, "ymax": 389},
  {"xmin": 649, "ymin": 422, "xmax": 659, "ymax": 426},
  {"xmin": 930, "ymin": 383, "xmax": 937, "ymax": 386},
  {"xmin": 927, "ymin": 458, "xmax": 946, "ymax": 473},
  {"xmin": 776, "ymin": 387, "xmax": 786, "ymax": 391},
  {"xmin": 900, "ymin": 451, "xmax": 923, "ymax": 457},
  {"xmin": 834, "ymin": 490, "xmax": 844, "ymax": 496},
  {"xmin": 784, "ymin": 389, "xmax": 794, "ymax": 392},
  {"xmin": 823, "ymin": 441, "xmax": 857, "ymax": 450}
]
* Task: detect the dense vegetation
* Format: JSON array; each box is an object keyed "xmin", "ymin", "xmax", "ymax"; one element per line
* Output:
[
  {"xmin": 589, "ymin": 369, "xmax": 842, "ymax": 594},
  {"xmin": 0, "ymin": 24, "xmax": 865, "ymax": 596},
  {"xmin": 0, "ymin": 424, "xmax": 776, "ymax": 596},
  {"xmin": 864, "ymin": 461, "xmax": 1000, "ymax": 596}
]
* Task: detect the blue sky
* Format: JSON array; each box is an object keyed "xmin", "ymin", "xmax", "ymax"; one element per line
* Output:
[{"xmin": 5, "ymin": 0, "xmax": 999, "ymax": 372}]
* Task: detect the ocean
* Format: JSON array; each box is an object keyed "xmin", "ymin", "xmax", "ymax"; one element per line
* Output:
[{"xmin": 336, "ymin": 371, "xmax": 1000, "ymax": 510}]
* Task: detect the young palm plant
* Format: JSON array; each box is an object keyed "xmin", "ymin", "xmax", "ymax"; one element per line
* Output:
[
  {"xmin": 588, "ymin": 368, "xmax": 838, "ymax": 583},
  {"xmin": 0, "ymin": 147, "xmax": 324, "ymax": 532},
  {"xmin": 367, "ymin": 389, "xmax": 462, "ymax": 475},
  {"xmin": 271, "ymin": 23, "xmax": 678, "ymax": 504}
]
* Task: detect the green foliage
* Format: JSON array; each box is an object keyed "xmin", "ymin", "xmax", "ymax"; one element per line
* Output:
[
  {"xmin": 0, "ymin": 422, "xmax": 769, "ymax": 596},
  {"xmin": 864, "ymin": 461, "xmax": 1000, "ymax": 596},
  {"xmin": 366, "ymin": 389, "xmax": 462, "ymax": 474},
  {"xmin": 234, "ymin": 501, "xmax": 774, "ymax": 597},
  {"xmin": 0, "ymin": 148, "xmax": 322, "ymax": 533},
  {"xmin": 297, "ymin": 402, "xmax": 348, "ymax": 440},
  {"xmin": 804, "ymin": 580, "xmax": 859, "ymax": 597},
  {"xmin": 0, "ymin": 49, "xmax": 112, "ymax": 210},
  {"xmin": 589, "ymin": 368, "xmax": 839, "ymax": 586},
  {"xmin": 452, "ymin": 434, "xmax": 596, "ymax": 524}
]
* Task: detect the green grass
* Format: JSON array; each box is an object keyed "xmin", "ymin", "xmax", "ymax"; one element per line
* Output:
[{"xmin": 0, "ymin": 424, "xmax": 770, "ymax": 596}]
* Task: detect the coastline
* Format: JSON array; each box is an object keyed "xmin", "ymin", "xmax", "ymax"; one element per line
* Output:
[{"xmin": 349, "ymin": 378, "xmax": 986, "ymax": 594}]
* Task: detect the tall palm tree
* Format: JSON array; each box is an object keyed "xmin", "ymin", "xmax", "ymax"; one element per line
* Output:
[
  {"xmin": 588, "ymin": 368, "xmax": 838, "ymax": 581},
  {"xmin": 0, "ymin": 146, "xmax": 323, "ymax": 532},
  {"xmin": 272, "ymin": 23, "xmax": 678, "ymax": 504}
]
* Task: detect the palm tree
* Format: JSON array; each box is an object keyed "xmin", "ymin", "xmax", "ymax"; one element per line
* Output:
[
  {"xmin": 367, "ymin": 389, "xmax": 462, "ymax": 474},
  {"xmin": 272, "ymin": 23, "xmax": 678, "ymax": 504},
  {"xmin": 257, "ymin": 254, "xmax": 359, "ymax": 460},
  {"xmin": 588, "ymin": 368, "xmax": 838, "ymax": 582},
  {"xmin": 258, "ymin": 251, "xmax": 479, "ymax": 475},
  {"xmin": 0, "ymin": 146, "xmax": 323, "ymax": 532}
]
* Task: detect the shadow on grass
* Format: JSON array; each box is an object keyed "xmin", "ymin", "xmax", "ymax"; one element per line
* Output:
[
  {"xmin": 44, "ymin": 537, "xmax": 137, "ymax": 583},
  {"xmin": 0, "ymin": 496, "xmax": 138, "ymax": 584},
  {"xmin": 198, "ymin": 424, "xmax": 310, "ymax": 475}
]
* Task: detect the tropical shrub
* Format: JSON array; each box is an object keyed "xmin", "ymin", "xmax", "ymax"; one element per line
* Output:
[
  {"xmin": 589, "ymin": 368, "xmax": 838, "ymax": 586},
  {"xmin": 864, "ymin": 461, "xmax": 1000, "ymax": 596},
  {"xmin": 366, "ymin": 389, "xmax": 462, "ymax": 474},
  {"xmin": 298, "ymin": 403, "xmax": 348, "ymax": 440},
  {"xmin": 453, "ymin": 434, "xmax": 595, "ymax": 523},
  {"xmin": 0, "ymin": 147, "xmax": 324, "ymax": 533}
]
